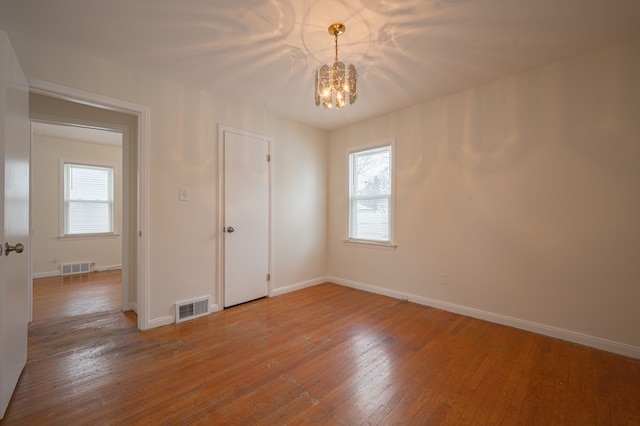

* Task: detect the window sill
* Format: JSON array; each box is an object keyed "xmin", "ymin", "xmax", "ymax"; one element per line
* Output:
[
  {"xmin": 59, "ymin": 233, "xmax": 120, "ymax": 241},
  {"xmin": 343, "ymin": 239, "xmax": 397, "ymax": 250}
]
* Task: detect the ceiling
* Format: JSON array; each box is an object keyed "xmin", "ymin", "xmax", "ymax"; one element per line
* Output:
[
  {"xmin": 32, "ymin": 122, "xmax": 123, "ymax": 147},
  {"xmin": 1, "ymin": 0, "xmax": 640, "ymax": 131}
]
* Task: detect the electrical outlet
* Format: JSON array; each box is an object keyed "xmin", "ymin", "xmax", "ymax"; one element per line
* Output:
[{"xmin": 440, "ymin": 272, "xmax": 448, "ymax": 285}]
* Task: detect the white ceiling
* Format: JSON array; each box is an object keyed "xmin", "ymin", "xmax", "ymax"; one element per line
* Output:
[
  {"xmin": 1, "ymin": 0, "xmax": 640, "ymax": 131},
  {"xmin": 32, "ymin": 122, "xmax": 123, "ymax": 147}
]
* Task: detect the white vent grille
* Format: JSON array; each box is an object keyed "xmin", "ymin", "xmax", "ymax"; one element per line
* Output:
[
  {"xmin": 175, "ymin": 296, "xmax": 211, "ymax": 323},
  {"xmin": 60, "ymin": 262, "xmax": 92, "ymax": 276}
]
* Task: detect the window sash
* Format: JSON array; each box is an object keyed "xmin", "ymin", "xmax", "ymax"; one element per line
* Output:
[
  {"xmin": 63, "ymin": 163, "xmax": 114, "ymax": 235},
  {"xmin": 351, "ymin": 195, "xmax": 391, "ymax": 242}
]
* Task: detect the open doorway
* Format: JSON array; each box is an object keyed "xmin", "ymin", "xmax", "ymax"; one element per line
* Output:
[
  {"xmin": 31, "ymin": 122, "xmax": 124, "ymax": 321},
  {"xmin": 29, "ymin": 92, "xmax": 139, "ymax": 324}
]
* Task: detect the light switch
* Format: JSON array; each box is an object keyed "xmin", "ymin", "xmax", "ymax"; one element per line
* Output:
[{"xmin": 179, "ymin": 187, "xmax": 189, "ymax": 201}]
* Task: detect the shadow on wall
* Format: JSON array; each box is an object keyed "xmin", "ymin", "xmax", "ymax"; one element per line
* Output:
[
  {"xmin": 446, "ymin": 76, "xmax": 540, "ymax": 173},
  {"xmin": 394, "ymin": 105, "xmax": 439, "ymax": 188}
]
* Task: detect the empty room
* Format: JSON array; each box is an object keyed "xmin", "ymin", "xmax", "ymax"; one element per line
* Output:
[{"xmin": 1, "ymin": 1, "xmax": 639, "ymax": 424}]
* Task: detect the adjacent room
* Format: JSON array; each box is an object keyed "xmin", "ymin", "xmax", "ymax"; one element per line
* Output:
[{"xmin": 0, "ymin": 0, "xmax": 639, "ymax": 424}]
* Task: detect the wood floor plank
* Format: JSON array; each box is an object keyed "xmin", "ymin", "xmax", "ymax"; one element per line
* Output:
[{"xmin": 2, "ymin": 277, "xmax": 639, "ymax": 425}]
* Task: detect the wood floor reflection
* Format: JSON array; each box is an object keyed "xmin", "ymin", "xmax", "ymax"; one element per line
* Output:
[{"xmin": 2, "ymin": 281, "xmax": 639, "ymax": 424}]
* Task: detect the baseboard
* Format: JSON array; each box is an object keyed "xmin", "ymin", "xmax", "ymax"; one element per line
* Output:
[
  {"xmin": 32, "ymin": 270, "xmax": 60, "ymax": 279},
  {"xmin": 32, "ymin": 265, "xmax": 122, "ymax": 279},
  {"xmin": 147, "ymin": 315, "xmax": 174, "ymax": 329},
  {"xmin": 271, "ymin": 277, "xmax": 326, "ymax": 297},
  {"xmin": 327, "ymin": 276, "xmax": 402, "ymax": 300},
  {"xmin": 94, "ymin": 264, "xmax": 122, "ymax": 272},
  {"xmin": 328, "ymin": 276, "xmax": 640, "ymax": 360},
  {"xmin": 127, "ymin": 302, "xmax": 138, "ymax": 313}
]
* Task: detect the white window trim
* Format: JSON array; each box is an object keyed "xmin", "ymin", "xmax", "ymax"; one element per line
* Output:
[
  {"xmin": 342, "ymin": 238, "xmax": 397, "ymax": 250},
  {"xmin": 345, "ymin": 139, "xmax": 396, "ymax": 249},
  {"xmin": 58, "ymin": 233, "xmax": 120, "ymax": 241},
  {"xmin": 60, "ymin": 159, "xmax": 118, "ymax": 238}
]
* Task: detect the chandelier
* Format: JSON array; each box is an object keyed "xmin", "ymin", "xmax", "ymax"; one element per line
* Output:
[{"xmin": 315, "ymin": 23, "xmax": 357, "ymax": 109}]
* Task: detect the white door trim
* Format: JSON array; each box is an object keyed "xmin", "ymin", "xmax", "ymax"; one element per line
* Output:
[
  {"xmin": 217, "ymin": 125, "xmax": 273, "ymax": 309},
  {"xmin": 28, "ymin": 78, "xmax": 151, "ymax": 330}
]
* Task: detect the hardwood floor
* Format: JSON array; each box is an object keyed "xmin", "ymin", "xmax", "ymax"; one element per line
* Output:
[
  {"xmin": 2, "ymin": 279, "xmax": 639, "ymax": 425},
  {"xmin": 31, "ymin": 270, "xmax": 122, "ymax": 322}
]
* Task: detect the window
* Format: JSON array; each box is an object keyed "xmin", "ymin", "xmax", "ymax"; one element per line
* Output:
[
  {"xmin": 63, "ymin": 163, "xmax": 114, "ymax": 235},
  {"xmin": 349, "ymin": 144, "xmax": 393, "ymax": 243}
]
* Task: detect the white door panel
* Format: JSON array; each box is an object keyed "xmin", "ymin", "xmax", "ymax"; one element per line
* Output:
[
  {"xmin": 1, "ymin": 30, "xmax": 30, "ymax": 419},
  {"xmin": 223, "ymin": 129, "xmax": 269, "ymax": 308}
]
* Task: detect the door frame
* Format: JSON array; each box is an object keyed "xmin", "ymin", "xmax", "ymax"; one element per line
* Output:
[
  {"xmin": 28, "ymin": 78, "xmax": 151, "ymax": 330},
  {"xmin": 217, "ymin": 125, "xmax": 273, "ymax": 309}
]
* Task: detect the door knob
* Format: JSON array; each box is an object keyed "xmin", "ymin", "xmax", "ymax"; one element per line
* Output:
[
  {"xmin": 5, "ymin": 242, "xmax": 24, "ymax": 256},
  {"xmin": 226, "ymin": 226, "xmax": 235, "ymax": 233}
]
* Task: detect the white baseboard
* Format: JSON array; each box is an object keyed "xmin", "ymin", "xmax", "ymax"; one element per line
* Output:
[
  {"xmin": 94, "ymin": 264, "xmax": 122, "ymax": 272},
  {"xmin": 32, "ymin": 270, "xmax": 60, "ymax": 279},
  {"xmin": 327, "ymin": 276, "xmax": 402, "ymax": 300},
  {"xmin": 328, "ymin": 276, "xmax": 640, "ymax": 360},
  {"xmin": 32, "ymin": 264, "xmax": 122, "ymax": 279},
  {"xmin": 148, "ymin": 315, "xmax": 174, "ymax": 329},
  {"xmin": 126, "ymin": 302, "xmax": 138, "ymax": 313},
  {"xmin": 271, "ymin": 277, "xmax": 326, "ymax": 297}
]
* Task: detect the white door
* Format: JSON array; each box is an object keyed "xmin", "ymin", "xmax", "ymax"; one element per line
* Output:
[
  {"xmin": 0, "ymin": 31, "xmax": 30, "ymax": 419},
  {"xmin": 222, "ymin": 128, "xmax": 269, "ymax": 308}
]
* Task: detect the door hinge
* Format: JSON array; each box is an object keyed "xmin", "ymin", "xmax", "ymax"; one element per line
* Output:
[
  {"xmin": 267, "ymin": 274, "xmax": 271, "ymax": 281},
  {"xmin": 266, "ymin": 154, "xmax": 270, "ymax": 162}
]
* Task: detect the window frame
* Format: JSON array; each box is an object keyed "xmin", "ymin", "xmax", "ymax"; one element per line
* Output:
[
  {"xmin": 62, "ymin": 161, "xmax": 116, "ymax": 238},
  {"xmin": 346, "ymin": 140, "xmax": 396, "ymax": 248}
]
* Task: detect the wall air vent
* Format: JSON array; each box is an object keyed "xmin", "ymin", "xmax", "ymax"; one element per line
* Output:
[
  {"xmin": 175, "ymin": 296, "xmax": 211, "ymax": 323},
  {"xmin": 60, "ymin": 262, "xmax": 92, "ymax": 276}
]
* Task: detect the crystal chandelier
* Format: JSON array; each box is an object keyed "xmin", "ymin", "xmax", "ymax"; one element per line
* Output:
[{"xmin": 315, "ymin": 23, "xmax": 357, "ymax": 109}]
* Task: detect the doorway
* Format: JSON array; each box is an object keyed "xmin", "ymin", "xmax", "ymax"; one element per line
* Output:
[
  {"xmin": 31, "ymin": 121, "xmax": 124, "ymax": 320},
  {"xmin": 28, "ymin": 90, "xmax": 148, "ymax": 328},
  {"xmin": 219, "ymin": 126, "xmax": 271, "ymax": 308}
]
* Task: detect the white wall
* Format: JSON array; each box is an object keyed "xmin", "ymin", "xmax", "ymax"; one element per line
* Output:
[
  {"xmin": 328, "ymin": 38, "xmax": 640, "ymax": 351},
  {"xmin": 31, "ymin": 133, "xmax": 122, "ymax": 276},
  {"xmin": 6, "ymin": 30, "xmax": 328, "ymax": 322}
]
